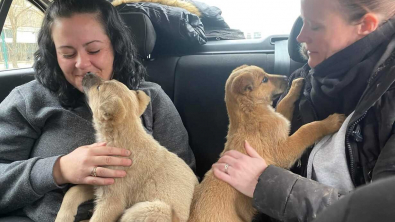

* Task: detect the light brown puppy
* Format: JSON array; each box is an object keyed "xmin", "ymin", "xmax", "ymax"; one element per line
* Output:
[
  {"xmin": 55, "ymin": 73, "xmax": 198, "ymax": 222},
  {"xmin": 189, "ymin": 65, "xmax": 345, "ymax": 222}
]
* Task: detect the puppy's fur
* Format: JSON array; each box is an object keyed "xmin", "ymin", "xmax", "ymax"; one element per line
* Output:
[
  {"xmin": 111, "ymin": 0, "xmax": 201, "ymax": 17},
  {"xmin": 55, "ymin": 73, "xmax": 198, "ymax": 222},
  {"xmin": 189, "ymin": 65, "xmax": 345, "ymax": 222}
]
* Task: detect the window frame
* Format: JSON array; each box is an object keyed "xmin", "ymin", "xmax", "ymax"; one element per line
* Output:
[{"xmin": 0, "ymin": 0, "xmax": 13, "ymax": 34}]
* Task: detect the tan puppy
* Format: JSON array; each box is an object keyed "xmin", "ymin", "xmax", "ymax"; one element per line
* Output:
[
  {"xmin": 189, "ymin": 65, "xmax": 345, "ymax": 222},
  {"xmin": 55, "ymin": 73, "xmax": 198, "ymax": 222},
  {"xmin": 111, "ymin": 0, "xmax": 201, "ymax": 17}
]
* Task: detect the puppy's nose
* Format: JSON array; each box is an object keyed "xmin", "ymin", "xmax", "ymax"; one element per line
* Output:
[
  {"xmin": 84, "ymin": 72, "xmax": 95, "ymax": 80},
  {"xmin": 82, "ymin": 72, "xmax": 101, "ymax": 92}
]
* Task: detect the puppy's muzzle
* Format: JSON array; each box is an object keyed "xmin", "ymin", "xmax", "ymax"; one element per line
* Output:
[
  {"xmin": 270, "ymin": 75, "xmax": 288, "ymax": 100},
  {"xmin": 82, "ymin": 72, "xmax": 102, "ymax": 94}
]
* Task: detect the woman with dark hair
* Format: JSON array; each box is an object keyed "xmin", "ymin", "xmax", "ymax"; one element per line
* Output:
[
  {"xmin": 213, "ymin": 0, "xmax": 395, "ymax": 221},
  {"xmin": 34, "ymin": 0, "xmax": 145, "ymax": 108},
  {"xmin": 0, "ymin": 0, "xmax": 195, "ymax": 221}
]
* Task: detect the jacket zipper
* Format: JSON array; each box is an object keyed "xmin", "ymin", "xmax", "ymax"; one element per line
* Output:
[
  {"xmin": 346, "ymin": 111, "xmax": 367, "ymax": 184},
  {"xmin": 346, "ymin": 51, "xmax": 392, "ymax": 183},
  {"xmin": 346, "ymin": 50, "xmax": 395, "ymax": 183}
]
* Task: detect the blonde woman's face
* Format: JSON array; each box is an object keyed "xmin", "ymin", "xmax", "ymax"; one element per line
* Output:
[
  {"xmin": 52, "ymin": 13, "xmax": 114, "ymax": 92},
  {"xmin": 297, "ymin": 0, "xmax": 362, "ymax": 68}
]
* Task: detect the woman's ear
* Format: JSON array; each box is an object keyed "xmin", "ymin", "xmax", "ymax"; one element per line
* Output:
[{"xmin": 358, "ymin": 13, "xmax": 380, "ymax": 36}]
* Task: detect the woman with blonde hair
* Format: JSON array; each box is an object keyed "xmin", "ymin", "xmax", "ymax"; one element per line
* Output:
[
  {"xmin": 0, "ymin": 0, "xmax": 195, "ymax": 221},
  {"xmin": 214, "ymin": 0, "xmax": 395, "ymax": 221}
]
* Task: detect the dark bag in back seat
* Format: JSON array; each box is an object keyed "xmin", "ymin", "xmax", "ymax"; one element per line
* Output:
[{"xmin": 115, "ymin": 2, "xmax": 206, "ymax": 55}]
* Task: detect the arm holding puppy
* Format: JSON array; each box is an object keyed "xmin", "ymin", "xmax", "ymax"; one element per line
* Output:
[
  {"xmin": 53, "ymin": 142, "xmax": 132, "ymax": 186},
  {"xmin": 0, "ymin": 88, "xmax": 128, "ymax": 215},
  {"xmin": 213, "ymin": 141, "xmax": 343, "ymax": 221},
  {"xmin": 212, "ymin": 140, "xmax": 267, "ymax": 198}
]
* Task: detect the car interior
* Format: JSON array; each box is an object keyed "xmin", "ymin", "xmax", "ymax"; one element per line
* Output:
[{"xmin": 0, "ymin": 10, "xmax": 305, "ymax": 181}]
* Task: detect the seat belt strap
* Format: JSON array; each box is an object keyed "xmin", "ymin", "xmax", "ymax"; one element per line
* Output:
[{"xmin": 274, "ymin": 39, "xmax": 290, "ymax": 76}]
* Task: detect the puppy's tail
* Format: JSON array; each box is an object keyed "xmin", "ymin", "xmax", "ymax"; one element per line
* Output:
[
  {"xmin": 119, "ymin": 200, "xmax": 181, "ymax": 222},
  {"xmin": 171, "ymin": 208, "xmax": 180, "ymax": 222}
]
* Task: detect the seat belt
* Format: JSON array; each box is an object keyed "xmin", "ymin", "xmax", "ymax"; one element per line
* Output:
[{"xmin": 274, "ymin": 39, "xmax": 290, "ymax": 76}]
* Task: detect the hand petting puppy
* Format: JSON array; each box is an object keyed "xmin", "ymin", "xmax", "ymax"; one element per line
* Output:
[
  {"xmin": 53, "ymin": 142, "xmax": 132, "ymax": 186},
  {"xmin": 213, "ymin": 140, "xmax": 268, "ymax": 198}
]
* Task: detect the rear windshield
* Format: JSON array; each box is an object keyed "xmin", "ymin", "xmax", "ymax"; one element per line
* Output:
[{"xmin": 204, "ymin": 0, "xmax": 301, "ymax": 39}]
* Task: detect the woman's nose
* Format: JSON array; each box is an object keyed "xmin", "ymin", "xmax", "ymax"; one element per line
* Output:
[
  {"xmin": 75, "ymin": 52, "xmax": 91, "ymax": 69},
  {"xmin": 296, "ymin": 24, "xmax": 309, "ymax": 44}
]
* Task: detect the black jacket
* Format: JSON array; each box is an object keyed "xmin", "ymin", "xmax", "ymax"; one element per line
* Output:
[
  {"xmin": 252, "ymin": 31, "xmax": 395, "ymax": 221},
  {"xmin": 313, "ymin": 175, "xmax": 395, "ymax": 222},
  {"xmin": 115, "ymin": 2, "xmax": 206, "ymax": 54}
]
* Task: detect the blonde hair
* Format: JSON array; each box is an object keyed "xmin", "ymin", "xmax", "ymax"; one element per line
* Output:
[{"xmin": 338, "ymin": 0, "xmax": 395, "ymax": 24}]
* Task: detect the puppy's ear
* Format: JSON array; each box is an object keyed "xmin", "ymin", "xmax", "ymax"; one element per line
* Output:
[
  {"xmin": 232, "ymin": 74, "xmax": 254, "ymax": 95},
  {"xmin": 232, "ymin": 65, "xmax": 249, "ymax": 73},
  {"xmin": 99, "ymin": 97, "xmax": 126, "ymax": 123},
  {"xmin": 135, "ymin": 90, "xmax": 151, "ymax": 116}
]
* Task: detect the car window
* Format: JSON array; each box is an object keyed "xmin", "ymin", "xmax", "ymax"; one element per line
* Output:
[
  {"xmin": 0, "ymin": 0, "xmax": 44, "ymax": 71},
  {"xmin": 0, "ymin": 0, "xmax": 300, "ymax": 72},
  {"xmin": 203, "ymin": 0, "xmax": 301, "ymax": 39}
]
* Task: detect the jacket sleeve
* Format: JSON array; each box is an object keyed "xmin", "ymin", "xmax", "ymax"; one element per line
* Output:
[
  {"xmin": 150, "ymin": 87, "xmax": 196, "ymax": 172},
  {"xmin": 372, "ymin": 128, "xmax": 395, "ymax": 181},
  {"xmin": 253, "ymin": 165, "xmax": 343, "ymax": 222},
  {"xmin": 371, "ymin": 85, "xmax": 395, "ymax": 181},
  {"xmin": 0, "ymin": 89, "xmax": 64, "ymax": 214},
  {"xmin": 313, "ymin": 176, "xmax": 395, "ymax": 222}
]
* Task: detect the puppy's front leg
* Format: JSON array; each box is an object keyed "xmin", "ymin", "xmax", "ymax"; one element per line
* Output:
[
  {"xmin": 55, "ymin": 185, "xmax": 94, "ymax": 222},
  {"xmin": 89, "ymin": 195, "xmax": 126, "ymax": 222},
  {"xmin": 277, "ymin": 113, "xmax": 346, "ymax": 168},
  {"xmin": 276, "ymin": 78, "xmax": 304, "ymax": 121}
]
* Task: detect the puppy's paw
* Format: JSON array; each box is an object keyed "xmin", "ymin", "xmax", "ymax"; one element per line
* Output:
[
  {"xmin": 289, "ymin": 78, "xmax": 305, "ymax": 98},
  {"xmin": 54, "ymin": 214, "xmax": 75, "ymax": 222},
  {"xmin": 323, "ymin": 113, "xmax": 346, "ymax": 134},
  {"xmin": 292, "ymin": 78, "xmax": 305, "ymax": 87}
]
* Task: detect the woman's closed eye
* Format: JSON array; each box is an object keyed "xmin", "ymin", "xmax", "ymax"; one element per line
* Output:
[
  {"xmin": 88, "ymin": 50, "xmax": 100, "ymax": 55},
  {"xmin": 308, "ymin": 22, "xmax": 323, "ymax": 31},
  {"xmin": 311, "ymin": 26, "xmax": 322, "ymax": 31},
  {"xmin": 303, "ymin": 19, "xmax": 323, "ymax": 31},
  {"xmin": 61, "ymin": 50, "xmax": 100, "ymax": 59},
  {"xmin": 62, "ymin": 53, "xmax": 76, "ymax": 59}
]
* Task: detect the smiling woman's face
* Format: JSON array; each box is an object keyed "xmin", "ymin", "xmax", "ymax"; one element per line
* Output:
[
  {"xmin": 51, "ymin": 13, "xmax": 114, "ymax": 92},
  {"xmin": 296, "ymin": 0, "xmax": 362, "ymax": 68}
]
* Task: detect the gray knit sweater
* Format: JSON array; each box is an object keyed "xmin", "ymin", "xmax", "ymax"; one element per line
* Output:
[{"xmin": 0, "ymin": 80, "xmax": 195, "ymax": 221}]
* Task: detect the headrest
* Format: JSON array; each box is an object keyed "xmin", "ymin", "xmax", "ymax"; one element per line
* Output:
[
  {"xmin": 119, "ymin": 12, "xmax": 156, "ymax": 58},
  {"xmin": 288, "ymin": 16, "xmax": 307, "ymax": 63}
]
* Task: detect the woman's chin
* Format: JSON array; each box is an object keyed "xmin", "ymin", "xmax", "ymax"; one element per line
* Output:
[
  {"xmin": 73, "ymin": 82, "xmax": 84, "ymax": 93},
  {"xmin": 308, "ymin": 58, "xmax": 322, "ymax": 69}
]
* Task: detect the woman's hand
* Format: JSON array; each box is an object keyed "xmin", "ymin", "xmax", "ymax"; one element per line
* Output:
[
  {"xmin": 212, "ymin": 140, "xmax": 268, "ymax": 198},
  {"xmin": 53, "ymin": 142, "xmax": 132, "ymax": 186}
]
